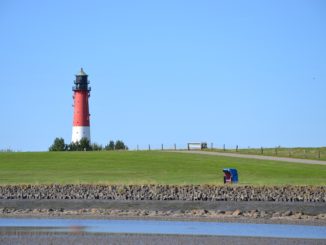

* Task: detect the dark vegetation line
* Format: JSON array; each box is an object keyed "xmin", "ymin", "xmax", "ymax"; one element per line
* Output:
[{"xmin": 49, "ymin": 137, "xmax": 127, "ymax": 151}]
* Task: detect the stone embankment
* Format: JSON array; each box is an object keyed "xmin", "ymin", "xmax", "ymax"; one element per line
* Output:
[{"xmin": 0, "ymin": 185, "xmax": 325, "ymax": 202}]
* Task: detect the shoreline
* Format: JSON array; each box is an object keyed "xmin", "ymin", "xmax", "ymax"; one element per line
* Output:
[
  {"xmin": 1, "ymin": 213, "xmax": 326, "ymax": 226},
  {"xmin": 1, "ymin": 200, "xmax": 325, "ymax": 226},
  {"xmin": 1, "ymin": 199, "xmax": 325, "ymax": 244}
]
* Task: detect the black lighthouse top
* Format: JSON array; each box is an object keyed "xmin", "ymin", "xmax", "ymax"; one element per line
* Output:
[{"xmin": 73, "ymin": 68, "xmax": 91, "ymax": 91}]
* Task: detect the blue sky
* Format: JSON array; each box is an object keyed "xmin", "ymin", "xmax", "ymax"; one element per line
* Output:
[{"xmin": 0, "ymin": 0, "xmax": 325, "ymax": 151}]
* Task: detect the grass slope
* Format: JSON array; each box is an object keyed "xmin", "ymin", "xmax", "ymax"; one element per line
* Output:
[
  {"xmin": 0, "ymin": 151, "xmax": 325, "ymax": 185},
  {"xmin": 205, "ymin": 147, "xmax": 326, "ymax": 161}
]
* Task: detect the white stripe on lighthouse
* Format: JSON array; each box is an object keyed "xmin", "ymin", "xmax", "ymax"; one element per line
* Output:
[{"xmin": 71, "ymin": 126, "xmax": 91, "ymax": 143}]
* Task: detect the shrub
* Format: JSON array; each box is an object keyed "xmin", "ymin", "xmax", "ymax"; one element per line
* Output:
[
  {"xmin": 115, "ymin": 140, "xmax": 127, "ymax": 150},
  {"xmin": 49, "ymin": 138, "xmax": 67, "ymax": 151},
  {"xmin": 105, "ymin": 140, "xmax": 115, "ymax": 151}
]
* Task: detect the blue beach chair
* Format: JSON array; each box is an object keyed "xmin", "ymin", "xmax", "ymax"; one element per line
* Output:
[{"xmin": 223, "ymin": 168, "xmax": 238, "ymax": 184}]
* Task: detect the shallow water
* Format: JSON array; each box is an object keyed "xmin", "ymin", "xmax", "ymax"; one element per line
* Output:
[{"xmin": 0, "ymin": 218, "xmax": 325, "ymax": 239}]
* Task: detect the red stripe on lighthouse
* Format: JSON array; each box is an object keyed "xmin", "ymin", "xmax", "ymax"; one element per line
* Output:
[{"xmin": 73, "ymin": 90, "xmax": 90, "ymax": 126}]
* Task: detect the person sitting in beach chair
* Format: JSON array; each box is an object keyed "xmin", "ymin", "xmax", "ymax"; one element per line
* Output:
[{"xmin": 223, "ymin": 168, "xmax": 238, "ymax": 184}]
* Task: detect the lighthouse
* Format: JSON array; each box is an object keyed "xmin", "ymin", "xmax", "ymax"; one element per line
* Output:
[{"xmin": 71, "ymin": 68, "xmax": 91, "ymax": 143}]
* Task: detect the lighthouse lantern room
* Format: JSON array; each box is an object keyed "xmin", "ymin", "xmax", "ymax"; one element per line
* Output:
[{"xmin": 71, "ymin": 68, "xmax": 91, "ymax": 143}]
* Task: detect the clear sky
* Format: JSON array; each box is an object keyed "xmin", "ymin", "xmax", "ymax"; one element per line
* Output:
[{"xmin": 0, "ymin": 0, "xmax": 325, "ymax": 151}]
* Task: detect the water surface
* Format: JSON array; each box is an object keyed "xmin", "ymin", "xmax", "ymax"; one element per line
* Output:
[{"xmin": 0, "ymin": 218, "xmax": 325, "ymax": 239}]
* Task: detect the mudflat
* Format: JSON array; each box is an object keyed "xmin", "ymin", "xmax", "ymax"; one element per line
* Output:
[
  {"xmin": 1, "ymin": 199, "xmax": 325, "ymax": 226},
  {"xmin": 0, "ymin": 232, "xmax": 325, "ymax": 245},
  {"xmin": 1, "ymin": 199, "xmax": 325, "ymax": 244}
]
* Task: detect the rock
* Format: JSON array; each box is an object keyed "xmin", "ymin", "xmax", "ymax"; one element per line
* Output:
[
  {"xmin": 225, "ymin": 211, "xmax": 233, "ymax": 215},
  {"xmin": 282, "ymin": 211, "xmax": 293, "ymax": 217},
  {"xmin": 140, "ymin": 210, "xmax": 149, "ymax": 216},
  {"xmin": 317, "ymin": 213, "xmax": 326, "ymax": 219},
  {"xmin": 232, "ymin": 210, "xmax": 242, "ymax": 216},
  {"xmin": 0, "ymin": 184, "xmax": 324, "ymax": 203},
  {"xmin": 260, "ymin": 211, "xmax": 268, "ymax": 218},
  {"xmin": 272, "ymin": 212, "xmax": 281, "ymax": 218},
  {"xmin": 292, "ymin": 212, "xmax": 302, "ymax": 219}
]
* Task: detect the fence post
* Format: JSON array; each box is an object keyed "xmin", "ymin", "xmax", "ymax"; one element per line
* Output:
[
  {"xmin": 174, "ymin": 144, "xmax": 176, "ymax": 150},
  {"xmin": 261, "ymin": 147, "xmax": 263, "ymax": 155},
  {"xmin": 236, "ymin": 145, "xmax": 238, "ymax": 152}
]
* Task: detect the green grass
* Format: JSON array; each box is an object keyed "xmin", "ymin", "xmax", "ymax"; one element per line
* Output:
[
  {"xmin": 0, "ymin": 151, "xmax": 325, "ymax": 185},
  {"xmin": 204, "ymin": 147, "xmax": 326, "ymax": 161}
]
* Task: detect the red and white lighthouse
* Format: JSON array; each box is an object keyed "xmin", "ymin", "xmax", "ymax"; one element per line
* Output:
[{"xmin": 71, "ymin": 68, "xmax": 91, "ymax": 143}]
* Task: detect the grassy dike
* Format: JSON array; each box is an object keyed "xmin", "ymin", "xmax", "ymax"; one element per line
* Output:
[
  {"xmin": 204, "ymin": 147, "xmax": 326, "ymax": 161},
  {"xmin": 0, "ymin": 151, "xmax": 325, "ymax": 185}
]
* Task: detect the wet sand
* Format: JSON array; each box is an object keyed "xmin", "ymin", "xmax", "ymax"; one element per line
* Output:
[
  {"xmin": 1, "ymin": 199, "xmax": 325, "ymax": 226},
  {"xmin": 0, "ymin": 232, "xmax": 324, "ymax": 245},
  {"xmin": 1, "ymin": 199, "xmax": 325, "ymax": 215}
]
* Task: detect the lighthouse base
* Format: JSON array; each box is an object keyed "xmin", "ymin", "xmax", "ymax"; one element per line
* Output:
[{"xmin": 71, "ymin": 126, "xmax": 91, "ymax": 143}]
